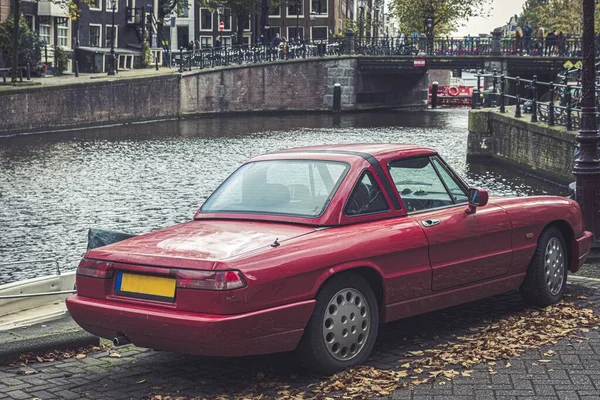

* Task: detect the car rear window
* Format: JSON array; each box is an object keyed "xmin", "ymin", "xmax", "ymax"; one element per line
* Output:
[{"xmin": 200, "ymin": 160, "xmax": 349, "ymax": 217}]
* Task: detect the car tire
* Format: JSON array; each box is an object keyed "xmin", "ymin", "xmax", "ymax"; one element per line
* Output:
[
  {"xmin": 520, "ymin": 226, "xmax": 568, "ymax": 307},
  {"xmin": 297, "ymin": 272, "xmax": 379, "ymax": 374}
]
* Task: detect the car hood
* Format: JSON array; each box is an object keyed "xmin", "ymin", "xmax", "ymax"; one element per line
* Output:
[{"xmin": 86, "ymin": 219, "xmax": 317, "ymax": 270}]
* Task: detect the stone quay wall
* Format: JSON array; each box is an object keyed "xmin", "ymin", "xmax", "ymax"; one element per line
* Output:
[
  {"xmin": 179, "ymin": 58, "xmax": 357, "ymax": 115},
  {"xmin": 0, "ymin": 58, "xmax": 362, "ymax": 136},
  {"xmin": 0, "ymin": 75, "xmax": 181, "ymax": 135},
  {"xmin": 467, "ymin": 108, "xmax": 577, "ymax": 183}
]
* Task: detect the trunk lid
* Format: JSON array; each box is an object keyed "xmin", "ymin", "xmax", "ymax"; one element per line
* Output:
[{"xmin": 86, "ymin": 219, "xmax": 316, "ymax": 270}]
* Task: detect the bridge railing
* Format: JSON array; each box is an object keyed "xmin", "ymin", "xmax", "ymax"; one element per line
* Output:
[
  {"xmin": 471, "ymin": 68, "xmax": 600, "ymax": 131},
  {"xmin": 174, "ymin": 40, "xmax": 344, "ymax": 71},
  {"xmin": 355, "ymin": 36, "xmax": 584, "ymax": 57}
]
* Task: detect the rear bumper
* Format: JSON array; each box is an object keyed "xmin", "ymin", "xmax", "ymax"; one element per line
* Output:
[
  {"xmin": 571, "ymin": 231, "xmax": 594, "ymax": 273},
  {"xmin": 66, "ymin": 295, "xmax": 315, "ymax": 357}
]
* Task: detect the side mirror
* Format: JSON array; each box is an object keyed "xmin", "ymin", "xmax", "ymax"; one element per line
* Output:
[{"xmin": 466, "ymin": 188, "xmax": 489, "ymax": 214}]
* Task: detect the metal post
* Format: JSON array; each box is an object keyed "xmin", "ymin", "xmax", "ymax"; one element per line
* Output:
[
  {"xmin": 107, "ymin": 0, "xmax": 117, "ymax": 75},
  {"xmin": 515, "ymin": 76, "xmax": 522, "ymax": 118},
  {"xmin": 75, "ymin": 61, "xmax": 79, "ymax": 77},
  {"xmin": 566, "ymin": 89, "xmax": 573, "ymax": 131},
  {"xmin": 179, "ymin": 47, "xmax": 184, "ymax": 73},
  {"xmin": 548, "ymin": 83, "xmax": 555, "ymax": 126},
  {"xmin": 26, "ymin": 63, "xmax": 31, "ymax": 80},
  {"xmin": 296, "ymin": 0, "xmax": 300, "ymax": 42},
  {"xmin": 155, "ymin": 56, "xmax": 159, "ymax": 70},
  {"xmin": 476, "ymin": 71, "xmax": 482, "ymax": 109},
  {"xmin": 492, "ymin": 68, "xmax": 498, "ymax": 106},
  {"xmin": 531, "ymin": 75, "xmax": 538, "ymax": 122},
  {"xmin": 500, "ymin": 74, "xmax": 506, "ymax": 113},
  {"xmin": 573, "ymin": 0, "xmax": 600, "ymax": 258},
  {"xmin": 333, "ymin": 83, "xmax": 341, "ymax": 112},
  {"xmin": 431, "ymin": 81, "xmax": 438, "ymax": 109}
]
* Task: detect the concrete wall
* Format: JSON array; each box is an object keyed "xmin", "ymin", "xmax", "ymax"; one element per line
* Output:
[
  {"xmin": 468, "ymin": 108, "xmax": 576, "ymax": 183},
  {"xmin": 0, "ymin": 75, "xmax": 181, "ymax": 135}
]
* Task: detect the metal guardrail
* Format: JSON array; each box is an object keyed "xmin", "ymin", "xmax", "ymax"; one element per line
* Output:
[{"xmin": 469, "ymin": 66, "xmax": 600, "ymax": 132}]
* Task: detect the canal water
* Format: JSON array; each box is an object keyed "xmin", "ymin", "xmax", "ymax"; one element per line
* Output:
[{"xmin": 0, "ymin": 109, "xmax": 568, "ymax": 284}]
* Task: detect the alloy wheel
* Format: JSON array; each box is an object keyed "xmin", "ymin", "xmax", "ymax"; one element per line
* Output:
[
  {"xmin": 322, "ymin": 288, "xmax": 370, "ymax": 361},
  {"xmin": 545, "ymin": 237, "xmax": 565, "ymax": 296}
]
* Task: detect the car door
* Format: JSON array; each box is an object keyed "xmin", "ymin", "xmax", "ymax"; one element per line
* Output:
[{"xmin": 388, "ymin": 156, "xmax": 513, "ymax": 292}]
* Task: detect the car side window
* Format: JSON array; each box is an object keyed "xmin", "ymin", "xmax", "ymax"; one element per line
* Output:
[
  {"xmin": 388, "ymin": 157, "xmax": 454, "ymax": 213},
  {"xmin": 432, "ymin": 158, "xmax": 468, "ymax": 203},
  {"xmin": 344, "ymin": 171, "xmax": 390, "ymax": 216}
]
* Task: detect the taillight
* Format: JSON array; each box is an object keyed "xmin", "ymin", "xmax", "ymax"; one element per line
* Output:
[
  {"xmin": 77, "ymin": 258, "xmax": 115, "ymax": 278},
  {"xmin": 174, "ymin": 270, "xmax": 246, "ymax": 291}
]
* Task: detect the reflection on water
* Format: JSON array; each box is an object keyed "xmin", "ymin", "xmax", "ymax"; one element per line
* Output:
[{"xmin": 0, "ymin": 109, "xmax": 568, "ymax": 283}]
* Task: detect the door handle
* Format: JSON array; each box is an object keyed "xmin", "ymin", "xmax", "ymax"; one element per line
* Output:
[{"xmin": 421, "ymin": 219, "xmax": 441, "ymax": 227}]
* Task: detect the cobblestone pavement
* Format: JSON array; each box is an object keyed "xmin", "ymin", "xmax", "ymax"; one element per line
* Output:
[{"xmin": 1, "ymin": 277, "xmax": 600, "ymax": 400}]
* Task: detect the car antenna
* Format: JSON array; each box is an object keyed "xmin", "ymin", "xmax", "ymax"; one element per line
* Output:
[{"xmin": 271, "ymin": 238, "xmax": 280, "ymax": 247}]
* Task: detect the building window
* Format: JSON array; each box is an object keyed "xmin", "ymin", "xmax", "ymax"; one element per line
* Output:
[
  {"xmin": 311, "ymin": 26, "xmax": 327, "ymax": 40},
  {"xmin": 199, "ymin": 35, "xmax": 212, "ymax": 48},
  {"xmin": 89, "ymin": 24, "xmax": 101, "ymax": 47},
  {"xmin": 242, "ymin": 36, "xmax": 250, "ymax": 45},
  {"xmin": 311, "ymin": 0, "xmax": 327, "ymax": 15},
  {"xmin": 107, "ymin": 0, "xmax": 118, "ymax": 11},
  {"xmin": 105, "ymin": 25, "xmax": 118, "ymax": 47},
  {"xmin": 57, "ymin": 19, "xmax": 69, "ymax": 47},
  {"xmin": 200, "ymin": 8, "xmax": 212, "ymax": 31},
  {"xmin": 39, "ymin": 24, "xmax": 51, "ymax": 45},
  {"xmin": 287, "ymin": 0, "xmax": 304, "ymax": 16},
  {"xmin": 268, "ymin": 4, "xmax": 280, "ymax": 17},
  {"xmin": 243, "ymin": 14, "xmax": 251, "ymax": 31},
  {"xmin": 24, "ymin": 15, "xmax": 34, "ymax": 30},
  {"xmin": 89, "ymin": 0, "xmax": 101, "ymax": 10},
  {"xmin": 287, "ymin": 26, "xmax": 304, "ymax": 41},
  {"xmin": 269, "ymin": 26, "xmax": 281, "ymax": 39}
]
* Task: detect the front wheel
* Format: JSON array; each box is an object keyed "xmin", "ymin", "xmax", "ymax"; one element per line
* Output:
[
  {"xmin": 520, "ymin": 226, "xmax": 568, "ymax": 307},
  {"xmin": 297, "ymin": 273, "xmax": 379, "ymax": 374}
]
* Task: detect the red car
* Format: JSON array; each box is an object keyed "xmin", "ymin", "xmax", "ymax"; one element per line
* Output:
[{"xmin": 67, "ymin": 144, "xmax": 593, "ymax": 373}]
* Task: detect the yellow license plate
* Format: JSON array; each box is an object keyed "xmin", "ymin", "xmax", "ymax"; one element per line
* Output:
[{"xmin": 115, "ymin": 271, "xmax": 176, "ymax": 301}]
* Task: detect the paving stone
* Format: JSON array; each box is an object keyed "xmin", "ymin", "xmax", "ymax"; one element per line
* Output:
[{"xmin": 1, "ymin": 281, "xmax": 600, "ymax": 399}]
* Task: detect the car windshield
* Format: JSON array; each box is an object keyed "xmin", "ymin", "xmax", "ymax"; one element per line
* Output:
[{"xmin": 200, "ymin": 160, "xmax": 349, "ymax": 217}]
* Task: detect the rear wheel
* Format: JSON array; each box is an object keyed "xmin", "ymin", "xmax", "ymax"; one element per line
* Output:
[
  {"xmin": 298, "ymin": 273, "xmax": 379, "ymax": 374},
  {"xmin": 520, "ymin": 226, "xmax": 568, "ymax": 307}
]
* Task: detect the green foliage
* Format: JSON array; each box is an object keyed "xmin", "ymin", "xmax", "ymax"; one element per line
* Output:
[
  {"xmin": 53, "ymin": 45, "xmax": 69, "ymax": 74},
  {"xmin": 390, "ymin": 0, "xmax": 492, "ymax": 36},
  {"xmin": 519, "ymin": 0, "xmax": 600, "ymax": 35},
  {"xmin": 0, "ymin": 15, "xmax": 43, "ymax": 67},
  {"xmin": 140, "ymin": 39, "xmax": 153, "ymax": 68}
]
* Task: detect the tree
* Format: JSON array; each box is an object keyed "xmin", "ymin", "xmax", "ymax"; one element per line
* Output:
[
  {"xmin": 390, "ymin": 0, "xmax": 492, "ymax": 36},
  {"xmin": 6, "ymin": 0, "xmax": 78, "ymax": 82},
  {"xmin": 0, "ymin": 14, "xmax": 44, "ymax": 72},
  {"xmin": 519, "ymin": 0, "xmax": 600, "ymax": 35}
]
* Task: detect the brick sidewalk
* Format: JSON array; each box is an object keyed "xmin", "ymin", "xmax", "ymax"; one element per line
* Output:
[{"xmin": 1, "ymin": 277, "xmax": 599, "ymax": 400}]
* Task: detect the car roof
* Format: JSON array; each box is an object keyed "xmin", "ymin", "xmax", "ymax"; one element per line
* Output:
[{"xmin": 261, "ymin": 143, "xmax": 437, "ymax": 161}]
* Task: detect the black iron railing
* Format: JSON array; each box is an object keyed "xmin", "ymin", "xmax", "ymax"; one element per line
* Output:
[
  {"xmin": 174, "ymin": 35, "xmax": 587, "ymax": 71},
  {"xmin": 471, "ymin": 66, "xmax": 600, "ymax": 131},
  {"xmin": 354, "ymin": 36, "xmax": 584, "ymax": 57},
  {"xmin": 176, "ymin": 41, "xmax": 342, "ymax": 71}
]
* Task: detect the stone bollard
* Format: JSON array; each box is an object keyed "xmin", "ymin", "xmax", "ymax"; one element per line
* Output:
[
  {"xmin": 333, "ymin": 83, "xmax": 342, "ymax": 112},
  {"xmin": 431, "ymin": 81, "xmax": 439, "ymax": 109}
]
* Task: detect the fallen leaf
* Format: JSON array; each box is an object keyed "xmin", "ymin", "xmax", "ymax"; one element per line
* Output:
[
  {"xmin": 109, "ymin": 353, "xmax": 121, "ymax": 358},
  {"xmin": 75, "ymin": 354, "xmax": 86, "ymax": 359}
]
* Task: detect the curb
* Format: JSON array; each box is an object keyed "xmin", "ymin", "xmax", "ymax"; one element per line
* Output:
[{"xmin": 0, "ymin": 328, "xmax": 99, "ymax": 364}]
